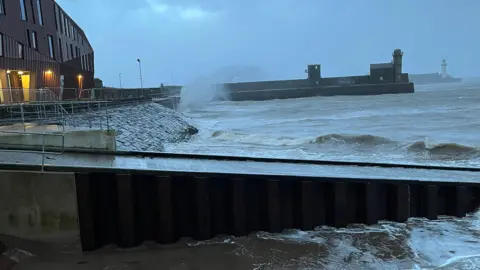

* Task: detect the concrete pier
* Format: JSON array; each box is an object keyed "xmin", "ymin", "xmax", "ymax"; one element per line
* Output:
[{"xmin": 222, "ymin": 82, "xmax": 414, "ymax": 102}]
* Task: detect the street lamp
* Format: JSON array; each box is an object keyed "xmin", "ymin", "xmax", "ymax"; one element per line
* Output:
[
  {"xmin": 119, "ymin": 72, "xmax": 123, "ymax": 88},
  {"xmin": 137, "ymin": 58, "xmax": 143, "ymax": 89},
  {"xmin": 77, "ymin": 74, "xmax": 84, "ymax": 98}
]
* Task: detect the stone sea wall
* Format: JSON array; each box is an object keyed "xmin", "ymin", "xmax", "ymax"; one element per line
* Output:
[{"xmin": 65, "ymin": 103, "xmax": 197, "ymax": 151}]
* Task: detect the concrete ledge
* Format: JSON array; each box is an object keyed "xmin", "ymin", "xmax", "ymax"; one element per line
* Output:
[
  {"xmin": 0, "ymin": 171, "xmax": 79, "ymax": 242},
  {"xmin": 0, "ymin": 129, "xmax": 116, "ymax": 151}
]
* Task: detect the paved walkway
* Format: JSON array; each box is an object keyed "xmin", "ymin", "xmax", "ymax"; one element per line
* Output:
[
  {"xmin": 0, "ymin": 124, "xmax": 94, "ymax": 136},
  {"xmin": 0, "ymin": 150, "xmax": 477, "ymax": 183}
]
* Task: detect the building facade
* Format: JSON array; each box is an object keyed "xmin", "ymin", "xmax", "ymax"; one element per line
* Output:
[{"xmin": 0, "ymin": 0, "xmax": 94, "ymax": 103}]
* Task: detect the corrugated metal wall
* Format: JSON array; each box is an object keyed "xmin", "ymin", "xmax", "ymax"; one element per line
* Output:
[{"xmin": 74, "ymin": 172, "xmax": 480, "ymax": 252}]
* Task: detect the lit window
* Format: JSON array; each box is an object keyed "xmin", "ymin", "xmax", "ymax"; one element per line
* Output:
[
  {"xmin": 47, "ymin": 35, "xmax": 55, "ymax": 59},
  {"xmin": 31, "ymin": 31, "xmax": 37, "ymax": 50},
  {"xmin": 20, "ymin": 0, "xmax": 27, "ymax": 20},
  {"xmin": 36, "ymin": 0, "xmax": 43, "ymax": 26},
  {"xmin": 0, "ymin": 0, "xmax": 5, "ymax": 15},
  {"xmin": 18, "ymin": 43, "xmax": 24, "ymax": 59}
]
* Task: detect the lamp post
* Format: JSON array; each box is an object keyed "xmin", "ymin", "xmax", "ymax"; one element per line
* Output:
[
  {"xmin": 119, "ymin": 73, "xmax": 123, "ymax": 88},
  {"xmin": 77, "ymin": 74, "xmax": 83, "ymax": 99},
  {"xmin": 137, "ymin": 58, "xmax": 143, "ymax": 87},
  {"xmin": 137, "ymin": 58, "xmax": 143, "ymax": 98}
]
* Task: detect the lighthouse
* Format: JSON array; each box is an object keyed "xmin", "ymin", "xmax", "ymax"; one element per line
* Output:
[
  {"xmin": 392, "ymin": 49, "xmax": 403, "ymax": 82},
  {"xmin": 441, "ymin": 59, "xmax": 448, "ymax": 78}
]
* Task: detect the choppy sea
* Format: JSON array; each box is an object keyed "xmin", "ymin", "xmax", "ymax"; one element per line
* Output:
[{"xmin": 162, "ymin": 81, "xmax": 480, "ymax": 269}]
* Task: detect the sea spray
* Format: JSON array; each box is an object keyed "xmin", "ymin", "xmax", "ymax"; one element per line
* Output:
[{"xmin": 179, "ymin": 65, "xmax": 271, "ymax": 110}]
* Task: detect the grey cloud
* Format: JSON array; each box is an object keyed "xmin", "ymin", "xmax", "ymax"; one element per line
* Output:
[{"xmin": 55, "ymin": 0, "xmax": 480, "ymax": 87}]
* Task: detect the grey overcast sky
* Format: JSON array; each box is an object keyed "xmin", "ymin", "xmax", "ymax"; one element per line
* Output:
[{"xmin": 57, "ymin": 0, "xmax": 480, "ymax": 88}]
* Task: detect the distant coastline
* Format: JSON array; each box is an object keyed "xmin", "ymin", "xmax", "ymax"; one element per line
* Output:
[
  {"xmin": 409, "ymin": 73, "xmax": 462, "ymax": 85},
  {"xmin": 409, "ymin": 60, "xmax": 462, "ymax": 85}
]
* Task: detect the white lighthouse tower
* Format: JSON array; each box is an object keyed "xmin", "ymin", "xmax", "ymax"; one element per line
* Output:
[{"xmin": 441, "ymin": 59, "xmax": 448, "ymax": 78}]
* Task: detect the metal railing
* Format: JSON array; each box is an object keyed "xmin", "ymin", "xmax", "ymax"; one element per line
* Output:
[
  {"xmin": 0, "ymin": 100, "xmax": 111, "ymax": 131},
  {"xmin": 0, "ymin": 88, "xmax": 111, "ymax": 104},
  {"xmin": 0, "ymin": 130, "xmax": 65, "ymax": 170},
  {"xmin": 151, "ymin": 94, "xmax": 180, "ymax": 110},
  {"xmin": 0, "ymin": 88, "xmax": 62, "ymax": 104},
  {"xmin": 1, "ymin": 87, "xmax": 183, "ymax": 105},
  {"xmin": 0, "ymin": 99, "xmax": 114, "ymax": 169},
  {"xmin": 0, "ymin": 99, "xmax": 112, "ymax": 170}
]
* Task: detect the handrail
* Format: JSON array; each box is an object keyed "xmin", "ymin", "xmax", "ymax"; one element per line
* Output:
[{"xmin": 0, "ymin": 130, "xmax": 65, "ymax": 171}]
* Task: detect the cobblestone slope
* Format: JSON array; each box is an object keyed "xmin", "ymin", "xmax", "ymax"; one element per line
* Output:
[{"xmin": 65, "ymin": 103, "xmax": 198, "ymax": 151}]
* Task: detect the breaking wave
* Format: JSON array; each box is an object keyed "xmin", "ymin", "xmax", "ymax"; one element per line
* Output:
[
  {"xmin": 313, "ymin": 134, "xmax": 394, "ymax": 145},
  {"xmin": 211, "ymin": 131, "xmax": 394, "ymax": 146},
  {"xmin": 407, "ymin": 141, "xmax": 479, "ymax": 159},
  {"xmin": 210, "ymin": 131, "xmax": 479, "ymax": 159}
]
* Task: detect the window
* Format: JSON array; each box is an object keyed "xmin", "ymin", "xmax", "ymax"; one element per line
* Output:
[
  {"xmin": 29, "ymin": 0, "xmax": 36, "ymax": 24},
  {"xmin": 64, "ymin": 17, "xmax": 68, "ymax": 37},
  {"xmin": 69, "ymin": 43, "xmax": 73, "ymax": 59},
  {"xmin": 0, "ymin": 33, "xmax": 3, "ymax": 57},
  {"xmin": 70, "ymin": 25, "xmax": 73, "ymax": 38},
  {"xmin": 31, "ymin": 31, "xmax": 37, "ymax": 50},
  {"xmin": 18, "ymin": 43, "xmax": 24, "ymax": 59},
  {"xmin": 26, "ymin": 29, "xmax": 31, "ymax": 47},
  {"xmin": 65, "ymin": 20, "xmax": 68, "ymax": 37},
  {"xmin": 65, "ymin": 41, "xmax": 69, "ymax": 60},
  {"xmin": 47, "ymin": 35, "xmax": 55, "ymax": 58},
  {"xmin": 88, "ymin": 55, "xmax": 92, "ymax": 71},
  {"xmin": 81, "ymin": 55, "xmax": 84, "ymax": 69},
  {"xmin": 0, "ymin": 0, "xmax": 5, "ymax": 15},
  {"xmin": 20, "ymin": 0, "xmax": 27, "ymax": 20},
  {"xmin": 60, "ymin": 12, "xmax": 65, "ymax": 34},
  {"xmin": 36, "ymin": 0, "xmax": 43, "ymax": 26},
  {"xmin": 54, "ymin": 5, "xmax": 59, "ymax": 30},
  {"xmin": 58, "ymin": 38, "xmax": 63, "ymax": 61}
]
